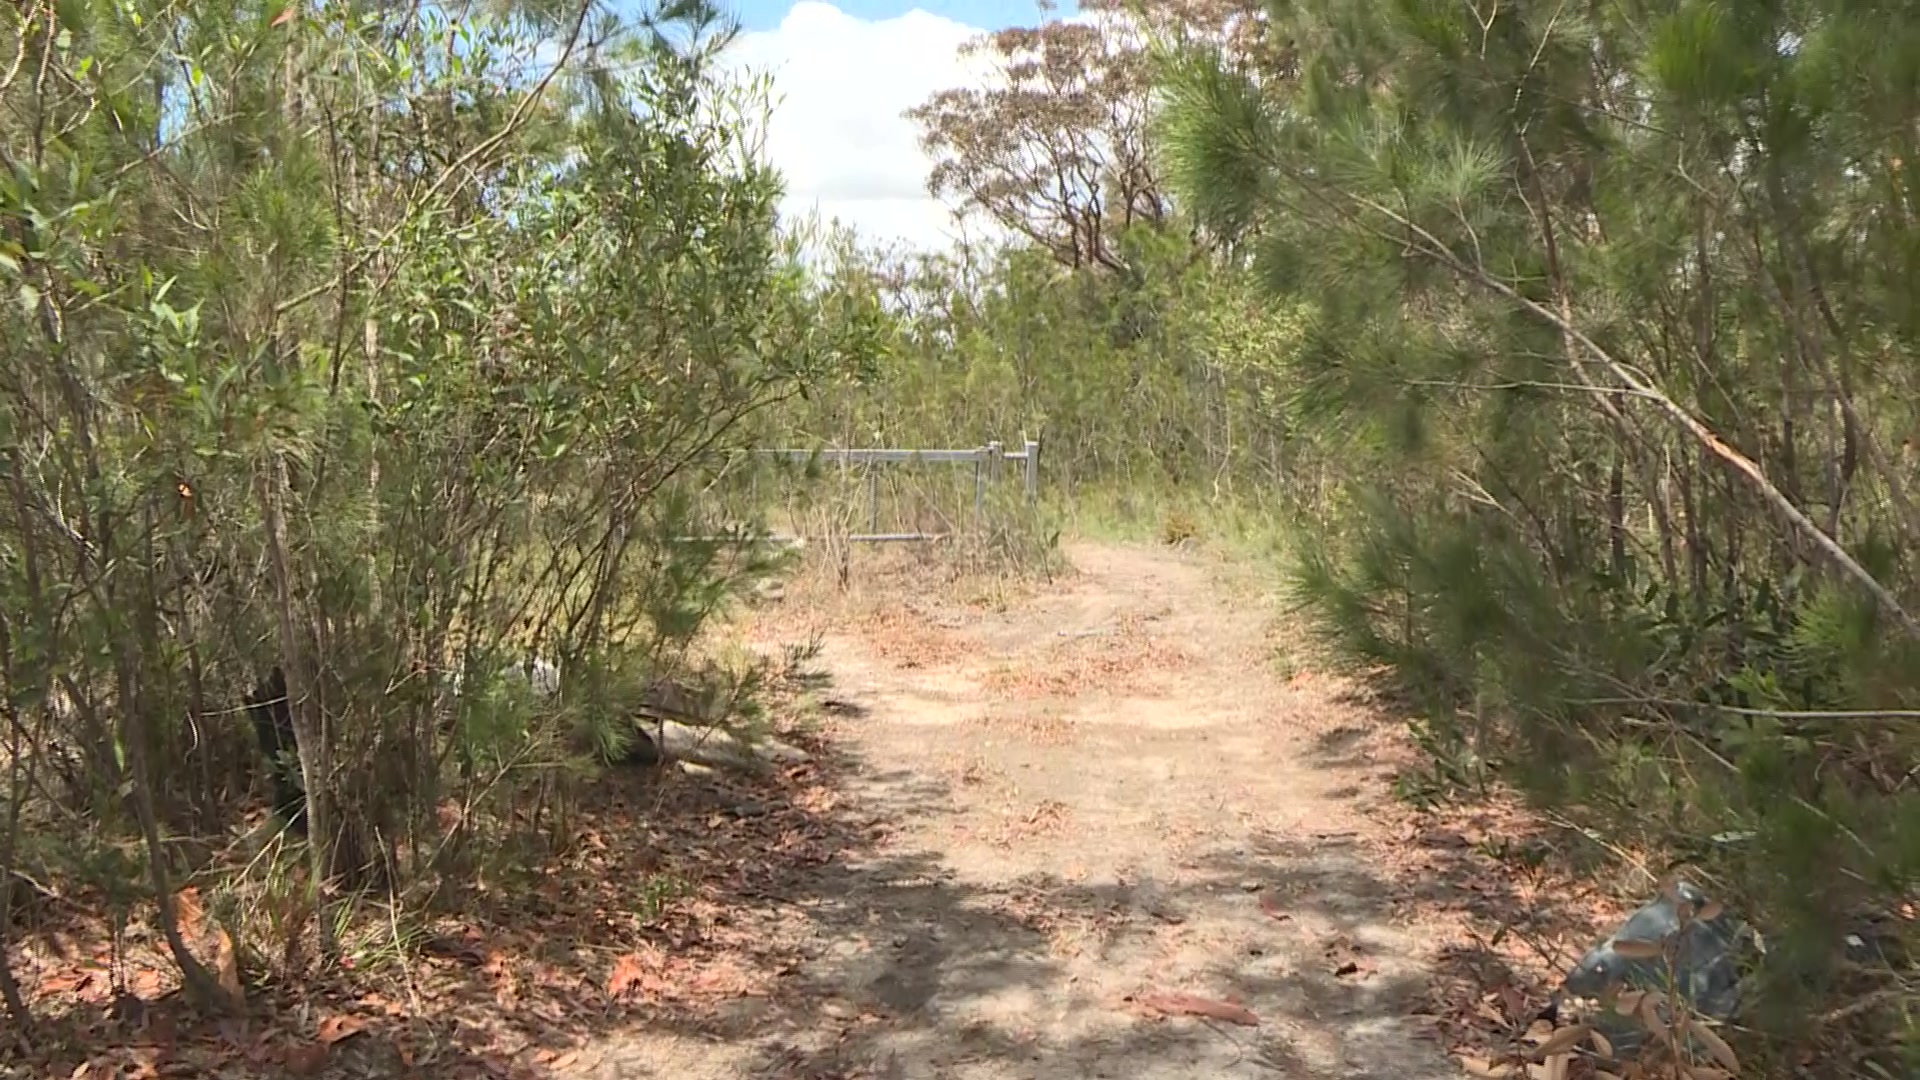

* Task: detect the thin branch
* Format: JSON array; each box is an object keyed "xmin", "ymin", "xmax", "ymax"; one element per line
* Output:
[
  {"xmin": 1336, "ymin": 188, "xmax": 1920, "ymax": 639},
  {"xmin": 1400, "ymin": 377, "xmax": 1654, "ymax": 397},
  {"xmin": 273, "ymin": 0, "xmax": 595, "ymax": 318},
  {"xmin": 1574, "ymin": 697, "xmax": 1920, "ymax": 723}
]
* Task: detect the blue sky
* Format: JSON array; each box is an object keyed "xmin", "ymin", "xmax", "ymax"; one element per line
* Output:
[
  {"xmin": 702, "ymin": 2, "xmax": 1082, "ymax": 251},
  {"xmin": 730, "ymin": 0, "xmax": 1074, "ymax": 33}
]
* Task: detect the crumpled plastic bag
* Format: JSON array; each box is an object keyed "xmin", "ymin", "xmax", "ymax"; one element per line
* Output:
[{"xmin": 1560, "ymin": 880, "xmax": 1755, "ymax": 1060}]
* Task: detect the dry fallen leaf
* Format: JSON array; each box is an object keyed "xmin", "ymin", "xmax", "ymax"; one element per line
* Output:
[
  {"xmin": 1257, "ymin": 892, "xmax": 1290, "ymax": 920},
  {"xmin": 317, "ymin": 1014, "xmax": 368, "ymax": 1045},
  {"xmin": 1527, "ymin": 1054, "xmax": 1571, "ymax": 1080},
  {"xmin": 175, "ymin": 887, "xmax": 206, "ymax": 941},
  {"xmin": 1134, "ymin": 992, "xmax": 1259, "ymax": 1027},
  {"xmin": 1611, "ymin": 938, "xmax": 1665, "ymax": 960},
  {"xmin": 1691, "ymin": 1022, "xmax": 1741, "ymax": 1074},
  {"xmin": 39, "ymin": 970, "xmax": 94, "ymax": 996},
  {"xmin": 608, "ymin": 953, "xmax": 648, "ymax": 999},
  {"xmin": 1638, "ymin": 991, "xmax": 1670, "ymax": 1040},
  {"xmin": 1455, "ymin": 1053, "xmax": 1515, "ymax": 1078},
  {"xmin": 1532, "ymin": 1023, "xmax": 1590, "ymax": 1058},
  {"xmin": 213, "ymin": 929, "xmax": 244, "ymax": 1004},
  {"xmin": 283, "ymin": 1042, "xmax": 329, "ymax": 1077}
]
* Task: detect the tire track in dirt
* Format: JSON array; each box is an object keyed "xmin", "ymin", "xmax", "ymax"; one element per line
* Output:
[
  {"xmin": 791, "ymin": 541, "xmax": 1463, "ymax": 1078},
  {"xmin": 564, "ymin": 540, "xmax": 1468, "ymax": 1079}
]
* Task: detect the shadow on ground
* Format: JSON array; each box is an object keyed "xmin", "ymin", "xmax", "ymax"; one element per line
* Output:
[
  {"xmin": 12, "ymin": 597, "xmax": 1614, "ymax": 1080},
  {"xmin": 516, "ymin": 726, "xmax": 1458, "ymax": 1080},
  {"xmin": 50, "ymin": 694, "xmax": 1469, "ymax": 1079},
  {"xmin": 1294, "ymin": 702, "xmax": 1629, "ymax": 1062}
]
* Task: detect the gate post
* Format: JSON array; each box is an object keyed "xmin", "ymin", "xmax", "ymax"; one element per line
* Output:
[
  {"xmin": 973, "ymin": 446, "xmax": 986, "ymax": 518},
  {"xmin": 1022, "ymin": 439, "xmax": 1040, "ymax": 503}
]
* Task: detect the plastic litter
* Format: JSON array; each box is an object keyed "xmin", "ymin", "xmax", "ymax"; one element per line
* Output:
[{"xmin": 1559, "ymin": 880, "xmax": 1755, "ymax": 1060}]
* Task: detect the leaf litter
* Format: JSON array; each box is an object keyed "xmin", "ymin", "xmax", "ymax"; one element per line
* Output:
[
  {"xmin": 8, "ymin": 545, "xmax": 1709, "ymax": 1080},
  {"xmin": 6, "ymin": 696, "xmax": 864, "ymax": 1080}
]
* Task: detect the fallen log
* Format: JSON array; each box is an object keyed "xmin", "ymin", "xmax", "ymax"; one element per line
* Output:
[
  {"xmin": 643, "ymin": 718, "xmax": 809, "ymax": 775},
  {"xmin": 628, "ymin": 675, "xmax": 809, "ymax": 775}
]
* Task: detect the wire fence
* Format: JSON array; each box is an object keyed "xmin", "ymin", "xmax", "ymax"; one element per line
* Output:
[{"xmin": 680, "ymin": 439, "xmax": 1042, "ymax": 546}]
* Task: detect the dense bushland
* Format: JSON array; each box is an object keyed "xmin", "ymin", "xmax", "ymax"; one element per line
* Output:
[
  {"xmin": 8, "ymin": 0, "xmax": 1915, "ymax": 1072},
  {"xmin": 1156, "ymin": 1, "xmax": 1920, "ymax": 1065},
  {"xmin": 775, "ymin": 2, "xmax": 1314, "ymax": 530},
  {"xmin": 792, "ymin": 0, "xmax": 1919, "ymax": 1071},
  {"xmin": 777, "ymin": 235, "xmax": 1307, "ymax": 509},
  {"xmin": 0, "ymin": 0, "xmax": 879, "ymax": 1022}
]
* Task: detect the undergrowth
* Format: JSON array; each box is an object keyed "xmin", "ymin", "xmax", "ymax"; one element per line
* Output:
[{"xmin": 1287, "ymin": 499, "xmax": 1920, "ymax": 1076}]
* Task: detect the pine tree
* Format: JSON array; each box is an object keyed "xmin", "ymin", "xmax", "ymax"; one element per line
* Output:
[{"xmin": 1157, "ymin": 0, "xmax": 1919, "ymax": 1066}]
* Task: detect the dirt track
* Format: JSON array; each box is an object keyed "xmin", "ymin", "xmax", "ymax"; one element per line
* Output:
[{"xmin": 564, "ymin": 540, "xmax": 1466, "ymax": 1078}]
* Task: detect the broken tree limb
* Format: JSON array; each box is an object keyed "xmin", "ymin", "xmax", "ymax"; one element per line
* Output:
[
  {"xmin": 646, "ymin": 719, "xmax": 809, "ymax": 775},
  {"xmin": 628, "ymin": 675, "xmax": 810, "ymax": 774}
]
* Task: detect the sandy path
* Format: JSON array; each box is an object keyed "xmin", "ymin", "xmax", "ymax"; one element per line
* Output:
[{"xmin": 565, "ymin": 541, "xmax": 1466, "ymax": 1078}]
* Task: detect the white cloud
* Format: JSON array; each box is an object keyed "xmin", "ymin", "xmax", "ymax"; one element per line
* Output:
[{"xmin": 721, "ymin": 3, "xmax": 998, "ymax": 253}]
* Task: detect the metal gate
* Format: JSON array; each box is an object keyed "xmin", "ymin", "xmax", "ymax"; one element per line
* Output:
[{"xmin": 683, "ymin": 438, "xmax": 1041, "ymax": 546}]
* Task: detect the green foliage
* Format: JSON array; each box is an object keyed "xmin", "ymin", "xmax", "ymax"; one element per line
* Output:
[
  {"xmin": 778, "ymin": 228, "xmax": 1315, "ymax": 518},
  {"xmin": 1158, "ymin": 0, "xmax": 1920, "ymax": 1065},
  {"xmin": 0, "ymin": 0, "xmax": 876, "ymax": 1011}
]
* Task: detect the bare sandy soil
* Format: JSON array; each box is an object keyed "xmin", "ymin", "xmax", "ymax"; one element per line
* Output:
[{"xmin": 559, "ymin": 540, "xmax": 1475, "ymax": 1079}]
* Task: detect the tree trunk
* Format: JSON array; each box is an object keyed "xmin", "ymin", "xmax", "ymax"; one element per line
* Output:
[
  {"xmin": 1608, "ymin": 455, "xmax": 1627, "ymax": 581},
  {"xmin": 0, "ymin": 703, "xmax": 36, "ymax": 1030},
  {"xmin": 118, "ymin": 664, "xmax": 233, "ymax": 1010},
  {"xmin": 258, "ymin": 454, "xmax": 338, "ymax": 958}
]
